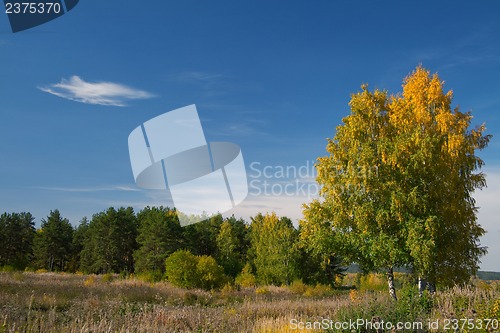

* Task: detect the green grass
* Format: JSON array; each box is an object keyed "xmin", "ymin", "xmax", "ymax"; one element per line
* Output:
[{"xmin": 0, "ymin": 271, "xmax": 498, "ymax": 332}]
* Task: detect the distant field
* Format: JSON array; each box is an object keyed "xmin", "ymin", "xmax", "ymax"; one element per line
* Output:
[
  {"xmin": 477, "ymin": 271, "xmax": 500, "ymax": 281},
  {"xmin": 345, "ymin": 265, "xmax": 500, "ymax": 281},
  {"xmin": 0, "ymin": 272, "xmax": 499, "ymax": 332}
]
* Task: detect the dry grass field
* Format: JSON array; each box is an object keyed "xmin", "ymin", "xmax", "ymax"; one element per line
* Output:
[{"xmin": 0, "ymin": 271, "xmax": 499, "ymax": 332}]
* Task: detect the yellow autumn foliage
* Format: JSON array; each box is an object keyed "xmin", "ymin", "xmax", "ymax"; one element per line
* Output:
[{"xmin": 302, "ymin": 65, "xmax": 490, "ymax": 292}]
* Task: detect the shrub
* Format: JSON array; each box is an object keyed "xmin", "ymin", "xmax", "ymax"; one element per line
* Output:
[
  {"xmin": 0, "ymin": 266, "xmax": 16, "ymax": 273},
  {"xmin": 164, "ymin": 250, "xmax": 199, "ymax": 289},
  {"xmin": 288, "ymin": 279, "xmax": 308, "ymax": 295},
  {"xmin": 359, "ymin": 273, "xmax": 386, "ymax": 292},
  {"xmin": 349, "ymin": 289, "xmax": 360, "ymax": 303},
  {"xmin": 83, "ymin": 275, "xmax": 95, "ymax": 287},
  {"xmin": 136, "ymin": 270, "xmax": 163, "ymax": 283},
  {"xmin": 394, "ymin": 284, "xmax": 433, "ymax": 320},
  {"xmin": 489, "ymin": 298, "xmax": 500, "ymax": 319},
  {"xmin": 120, "ymin": 270, "xmax": 131, "ymax": 279},
  {"xmin": 12, "ymin": 271, "xmax": 24, "ymax": 281},
  {"xmin": 341, "ymin": 273, "xmax": 359, "ymax": 288},
  {"xmin": 164, "ymin": 250, "xmax": 228, "ymax": 290},
  {"xmin": 235, "ymin": 263, "xmax": 257, "ymax": 288},
  {"xmin": 221, "ymin": 282, "xmax": 237, "ymax": 294},
  {"xmin": 101, "ymin": 273, "xmax": 114, "ymax": 283},
  {"xmin": 475, "ymin": 279, "xmax": 492, "ymax": 291},
  {"xmin": 303, "ymin": 284, "xmax": 334, "ymax": 297},
  {"xmin": 255, "ymin": 286, "xmax": 269, "ymax": 294},
  {"xmin": 196, "ymin": 255, "xmax": 227, "ymax": 290}
]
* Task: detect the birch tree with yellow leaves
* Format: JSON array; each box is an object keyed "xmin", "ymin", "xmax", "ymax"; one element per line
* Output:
[{"xmin": 301, "ymin": 66, "xmax": 490, "ymax": 300}]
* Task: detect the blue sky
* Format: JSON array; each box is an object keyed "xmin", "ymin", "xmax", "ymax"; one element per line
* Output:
[{"xmin": 1, "ymin": 1, "xmax": 499, "ymax": 271}]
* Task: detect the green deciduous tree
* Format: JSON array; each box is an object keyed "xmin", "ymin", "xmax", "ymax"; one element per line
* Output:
[
  {"xmin": 0, "ymin": 212, "xmax": 35, "ymax": 269},
  {"xmin": 249, "ymin": 213, "xmax": 299, "ymax": 285},
  {"xmin": 389, "ymin": 67, "xmax": 490, "ymax": 289},
  {"xmin": 216, "ymin": 220, "xmax": 239, "ymax": 277},
  {"xmin": 216, "ymin": 216, "xmax": 249, "ymax": 278},
  {"xmin": 301, "ymin": 66, "xmax": 490, "ymax": 299},
  {"xmin": 33, "ymin": 210, "xmax": 73, "ymax": 271}
]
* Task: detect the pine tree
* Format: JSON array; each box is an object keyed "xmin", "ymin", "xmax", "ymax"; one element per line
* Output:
[
  {"xmin": 134, "ymin": 206, "xmax": 183, "ymax": 274},
  {"xmin": 33, "ymin": 210, "xmax": 73, "ymax": 271},
  {"xmin": 0, "ymin": 212, "xmax": 35, "ymax": 269},
  {"xmin": 67, "ymin": 217, "xmax": 89, "ymax": 272},
  {"xmin": 183, "ymin": 214, "xmax": 223, "ymax": 256},
  {"xmin": 80, "ymin": 207, "xmax": 138, "ymax": 274}
]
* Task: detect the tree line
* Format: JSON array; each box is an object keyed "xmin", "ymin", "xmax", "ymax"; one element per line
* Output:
[
  {"xmin": 0, "ymin": 208, "xmax": 345, "ymax": 288},
  {"xmin": 0, "ymin": 67, "xmax": 489, "ymax": 299}
]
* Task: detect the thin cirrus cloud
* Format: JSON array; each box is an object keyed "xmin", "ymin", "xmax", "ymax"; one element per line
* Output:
[
  {"xmin": 38, "ymin": 76, "xmax": 156, "ymax": 106},
  {"xmin": 36, "ymin": 185, "xmax": 142, "ymax": 192},
  {"xmin": 173, "ymin": 71, "xmax": 226, "ymax": 83}
]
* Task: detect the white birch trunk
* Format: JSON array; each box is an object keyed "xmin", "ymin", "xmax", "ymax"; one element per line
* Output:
[
  {"xmin": 418, "ymin": 276, "xmax": 426, "ymax": 296},
  {"xmin": 387, "ymin": 267, "xmax": 397, "ymax": 301}
]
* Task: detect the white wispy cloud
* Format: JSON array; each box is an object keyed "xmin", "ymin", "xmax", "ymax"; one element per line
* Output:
[
  {"xmin": 36, "ymin": 185, "xmax": 141, "ymax": 192},
  {"xmin": 169, "ymin": 71, "xmax": 238, "ymax": 98},
  {"xmin": 38, "ymin": 76, "xmax": 155, "ymax": 106},
  {"xmin": 173, "ymin": 71, "xmax": 226, "ymax": 83}
]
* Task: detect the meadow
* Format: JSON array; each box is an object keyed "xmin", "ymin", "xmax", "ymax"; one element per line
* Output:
[{"xmin": 0, "ymin": 271, "xmax": 499, "ymax": 333}]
